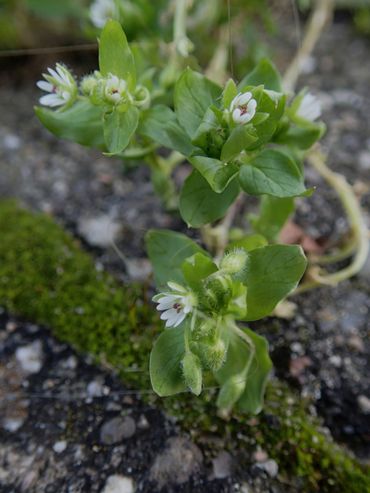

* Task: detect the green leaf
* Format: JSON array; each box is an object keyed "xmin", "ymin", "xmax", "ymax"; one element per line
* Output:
[
  {"xmin": 248, "ymin": 91, "xmax": 286, "ymax": 149},
  {"xmin": 174, "ymin": 68, "xmax": 222, "ymax": 139},
  {"xmin": 191, "ymin": 107, "xmax": 225, "ymax": 158},
  {"xmin": 241, "ymin": 244, "xmax": 307, "ymax": 320},
  {"xmin": 239, "ymin": 58, "xmax": 282, "ymax": 92},
  {"xmin": 150, "ymin": 326, "xmax": 187, "ymax": 397},
  {"xmin": 146, "ymin": 229, "xmax": 206, "ymax": 288},
  {"xmin": 34, "ymin": 101, "xmax": 105, "ymax": 148},
  {"xmin": 189, "ymin": 156, "xmax": 239, "ymax": 193},
  {"xmin": 215, "ymin": 327, "xmax": 272, "ymax": 414},
  {"xmin": 221, "ymin": 125, "xmax": 258, "ymax": 162},
  {"xmin": 274, "ymin": 122, "xmax": 326, "ymax": 150},
  {"xmin": 228, "ymin": 234, "xmax": 268, "ymax": 252},
  {"xmin": 250, "ymin": 196, "xmax": 295, "ymax": 242},
  {"xmin": 222, "ymin": 78, "xmax": 238, "ymax": 108},
  {"xmin": 99, "ymin": 19, "xmax": 136, "ymax": 89},
  {"xmin": 182, "ymin": 252, "xmax": 218, "ymax": 290},
  {"xmin": 140, "ymin": 105, "xmax": 194, "ymax": 156},
  {"xmin": 103, "ymin": 106, "xmax": 139, "ymax": 154},
  {"xmin": 239, "ymin": 149, "xmax": 307, "ymax": 198},
  {"xmin": 179, "ymin": 171, "xmax": 240, "ymax": 227}
]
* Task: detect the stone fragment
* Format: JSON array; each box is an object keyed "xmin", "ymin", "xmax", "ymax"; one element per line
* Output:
[
  {"xmin": 357, "ymin": 395, "xmax": 370, "ymax": 414},
  {"xmin": 149, "ymin": 437, "xmax": 203, "ymax": 488},
  {"xmin": 101, "ymin": 475, "xmax": 134, "ymax": 493},
  {"xmin": 257, "ymin": 459, "xmax": 279, "ymax": 478},
  {"xmin": 211, "ymin": 451, "xmax": 233, "ymax": 479},
  {"xmin": 15, "ymin": 341, "xmax": 43, "ymax": 374},
  {"xmin": 53, "ymin": 441, "xmax": 67, "ymax": 454},
  {"xmin": 78, "ymin": 215, "xmax": 121, "ymax": 248},
  {"xmin": 100, "ymin": 416, "xmax": 136, "ymax": 445}
]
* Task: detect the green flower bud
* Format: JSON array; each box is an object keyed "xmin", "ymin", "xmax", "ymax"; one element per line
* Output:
[
  {"xmin": 80, "ymin": 75, "xmax": 99, "ymax": 96},
  {"xmin": 196, "ymin": 338, "xmax": 227, "ymax": 372},
  {"xmin": 220, "ymin": 249, "xmax": 248, "ymax": 275},
  {"xmin": 201, "ymin": 273, "xmax": 233, "ymax": 312},
  {"xmin": 216, "ymin": 374, "xmax": 246, "ymax": 413},
  {"xmin": 182, "ymin": 351, "xmax": 202, "ymax": 396},
  {"xmin": 133, "ymin": 85, "xmax": 151, "ymax": 109},
  {"xmin": 192, "ymin": 320, "xmax": 217, "ymax": 341}
]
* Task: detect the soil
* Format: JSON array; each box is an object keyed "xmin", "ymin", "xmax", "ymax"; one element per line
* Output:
[{"xmin": 0, "ymin": 13, "xmax": 369, "ymax": 493}]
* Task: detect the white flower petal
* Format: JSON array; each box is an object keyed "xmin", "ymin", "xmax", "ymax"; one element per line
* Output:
[
  {"xmin": 172, "ymin": 312, "xmax": 186, "ymax": 327},
  {"xmin": 248, "ymin": 98, "xmax": 257, "ymax": 114},
  {"xmin": 237, "ymin": 92, "xmax": 252, "ymax": 106},
  {"xmin": 160, "ymin": 308, "xmax": 178, "ymax": 321},
  {"xmin": 36, "ymin": 80, "xmax": 53, "ymax": 92},
  {"xmin": 39, "ymin": 94, "xmax": 64, "ymax": 107}
]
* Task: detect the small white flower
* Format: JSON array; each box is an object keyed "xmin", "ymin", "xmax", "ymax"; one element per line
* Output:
[
  {"xmin": 104, "ymin": 74, "xmax": 132, "ymax": 105},
  {"xmin": 89, "ymin": 0, "xmax": 117, "ymax": 29},
  {"xmin": 37, "ymin": 63, "xmax": 77, "ymax": 108},
  {"xmin": 230, "ymin": 92, "xmax": 257, "ymax": 125},
  {"xmin": 153, "ymin": 282, "xmax": 196, "ymax": 328},
  {"xmin": 296, "ymin": 92, "xmax": 321, "ymax": 122}
]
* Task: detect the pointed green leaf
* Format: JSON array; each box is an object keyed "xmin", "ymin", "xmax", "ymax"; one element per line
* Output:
[
  {"xmin": 250, "ymin": 195, "xmax": 295, "ymax": 242},
  {"xmin": 174, "ymin": 68, "xmax": 222, "ymax": 139},
  {"xmin": 103, "ymin": 106, "xmax": 139, "ymax": 154},
  {"xmin": 146, "ymin": 229, "xmax": 206, "ymax": 288},
  {"xmin": 215, "ymin": 327, "xmax": 272, "ymax": 414},
  {"xmin": 150, "ymin": 326, "xmax": 187, "ymax": 396},
  {"xmin": 222, "ymin": 78, "xmax": 238, "ymax": 108},
  {"xmin": 241, "ymin": 244, "xmax": 307, "ymax": 320},
  {"xmin": 239, "ymin": 149, "xmax": 307, "ymax": 198},
  {"xmin": 182, "ymin": 252, "xmax": 218, "ymax": 289},
  {"xmin": 140, "ymin": 105, "xmax": 194, "ymax": 156},
  {"xmin": 179, "ymin": 171, "xmax": 240, "ymax": 227},
  {"xmin": 221, "ymin": 125, "xmax": 258, "ymax": 162},
  {"xmin": 99, "ymin": 19, "xmax": 136, "ymax": 89},
  {"xmin": 239, "ymin": 58, "xmax": 282, "ymax": 92},
  {"xmin": 189, "ymin": 156, "xmax": 239, "ymax": 193},
  {"xmin": 35, "ymin": 101, "xmax": 105, "ymax": 148}
]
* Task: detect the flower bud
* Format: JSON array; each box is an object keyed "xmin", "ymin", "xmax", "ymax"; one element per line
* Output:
[
  {"xmin": 197, "ymin": 338, "xmax": 227, "ymax": 372},
  {"xmin": 216, "ymin": 374, "xmax": 246, "ymax": 413},
  {"xmin": 202, "ymin": 273, "xmax": 232, "ymax": 312},
  {"xmin": 220, "ymin": 249, "xmax": 248, "ymax": 275},
  {"xmin": 192, "ymin": 320, "xmax": 216, "ymax": 341},
  {"xmin": 182, "ymin": 351, "xmax": 202, "ymax": 396},
  {"xmin": 80, "ymin": 75, "xmax": 98, "ymax": 96}
]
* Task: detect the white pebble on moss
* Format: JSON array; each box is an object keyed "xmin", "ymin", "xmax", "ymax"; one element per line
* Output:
[{"xmin": 101, "ymin": 475, "xmax": 134, "ymax": 493}]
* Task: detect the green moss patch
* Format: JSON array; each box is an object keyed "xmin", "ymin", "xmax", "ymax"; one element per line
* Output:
[{"xmin": 0, "ymin": 200, "xmax": 368, "ymax": 492}]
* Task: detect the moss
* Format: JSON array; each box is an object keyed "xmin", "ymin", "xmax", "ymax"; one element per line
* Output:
[{"xmin": 0, "ymin": 200, "xmax": 369, "ymax": 493}]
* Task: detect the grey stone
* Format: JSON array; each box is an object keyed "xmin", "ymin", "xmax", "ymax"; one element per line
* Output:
[
  {"xmin": 211, "ymin": 451, "xmax": 233, "ymax": 479},
  {"xmin": 357, "ymin": 395, "xmax": 370, "ymax": 414},
  {"xmin": 100, "ymin": 416, "xmax": 136, "ymax": 445},
  {"xmin": 256, "ymin": 459, "xmax": 279, "ymax": 478},
  {"xmin": 101, "ymin": 475, "xmax": 134, "ymax": 493},
  {"xmin": 77, "ymin": 215, "xmax": 121, "ymax": 248},
  {"xmin": 149, "ymin": 436, "xmax": 203, "ymax": 488},
  {"xmin": 53, "ymin": 441, "xmax": 67, "ymax": 454}
]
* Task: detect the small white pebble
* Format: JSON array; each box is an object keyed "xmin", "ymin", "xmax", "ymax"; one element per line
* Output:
[
  {"xmin": 329, "ymin": 355, "xmax": 342, "ymax": 368},
  {"xmin": 15, "ymin": 341, "xmax": 43, "ymax": 374},
  {"xmin": 53, "ymin": 440, "xmax": 67, "ymax": 453},
  {"xmin": 357, "ymin": 395, "xmax": 370, "ymax": 414},
  {"xmin": 101, "ymin": 475, "xmax": 135, "ymax": 493}
]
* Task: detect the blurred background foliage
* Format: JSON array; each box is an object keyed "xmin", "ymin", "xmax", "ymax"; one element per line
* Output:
[{"xmin": 0, "ymin": 0, "xmax": 370, "ymax": 76}]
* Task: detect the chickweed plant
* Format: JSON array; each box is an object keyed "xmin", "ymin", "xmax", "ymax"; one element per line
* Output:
[{"xmin": 35, "ymin": 10, "xmax": 327, "ymax": 416}]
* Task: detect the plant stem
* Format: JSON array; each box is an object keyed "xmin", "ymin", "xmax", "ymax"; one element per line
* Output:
[
  {"xmin": 201, "ymin": 193, "xmax": 245, "ymax": 260},
  {"xmin": 283, "ymin": 0, "xmax": 334, "ymax": 93},
  {"xmin": 173, "ymin": 0, "xmax": 193, "ymax": 57},
  {"xmin": 294, "ymin": 149, "xmax": 369, "ymax": 294}
]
